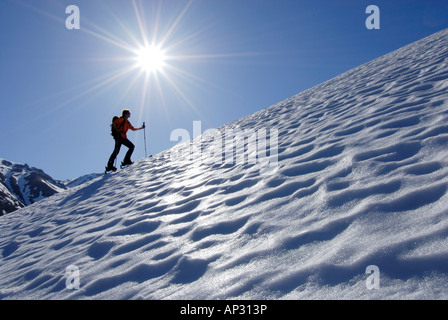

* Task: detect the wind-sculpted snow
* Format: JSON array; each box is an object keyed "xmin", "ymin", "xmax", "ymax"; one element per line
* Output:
[{"xmin": 1, "ymin": 29, "xmax": 448, "ymax": 299}]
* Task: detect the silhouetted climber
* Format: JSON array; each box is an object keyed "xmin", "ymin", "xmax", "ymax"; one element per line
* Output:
[{"xmin": 106, "ymin": 109, "xmax": 145, "ymax": 172}]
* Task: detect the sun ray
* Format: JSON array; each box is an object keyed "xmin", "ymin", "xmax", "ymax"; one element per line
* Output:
[
  {"xmin": 158, "ymin": 0, "xmax": 194, "ymax": 48},
  {"xmin": 153, "ymin": 73, "xmax": 173, "ymax": 128},
  {"xmin": 160, "ymin": 70, "xmax": 203, "ymax": 119},
  {"xmin": 17, "ymin": 62, "xmax": 136, "ymax": 118},
  {"xmin": 47, "ymin": 65, "xmax": 137, "ymax": 114},
  {"xmin": 142, "ymin": 71, "xmax": 151, "ymax": 112},
  {"xmin": 13, "ymin": 0, "xmax": 65, "ymax": 24},
  {"xmin": 169, "ymin": 51, "xmax": 271, "ymax": 61},
  {"xmin": 132, "ymin": 0, "xmax": 151, "ymax": 48},
  {"xmin": 164, "ymin": 63, "xmax": 238, "ymax": 100},
  {"xmin": 98, "ymin": 0, "xmax": 143, "ymax": 50},
  {"xmin": 79, "ymin": 22, "xmax": 136, "ymax": 53},
  {"xmin": 151, "ymin": 1, "xmax": 163, "ymax": 44},
  {"xmin": 114, "ymin": 69, "xmax": 144, "ymax": 108},
  {"xmin": 15, "ymin": 0, "xmax": 137, "ymax": 53}
]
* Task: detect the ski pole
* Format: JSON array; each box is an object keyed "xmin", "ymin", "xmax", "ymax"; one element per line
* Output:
[{"xmin": 143, "ymin": 121, "xmax": 147, "ymax": 158}]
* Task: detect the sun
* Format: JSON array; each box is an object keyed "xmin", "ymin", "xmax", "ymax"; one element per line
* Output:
[{"xmin": 135, "ymin": 45, "xmax": 167, "ymax": 73}]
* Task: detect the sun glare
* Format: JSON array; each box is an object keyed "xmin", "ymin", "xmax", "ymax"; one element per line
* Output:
[
  {"xmin": 135, "ymin": 46, "xmax": 167, "ymax": 73},
  {"xmin": 34, "ymin": 0, "xmax": 258, "ymax": 122}
]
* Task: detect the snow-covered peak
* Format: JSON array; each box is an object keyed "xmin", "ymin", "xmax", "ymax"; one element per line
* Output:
[
  {"xmin": 0, "ymin": 158, "xmax": 67, "ymax": 214},
  {"xmin": 1, "ymin": 28, "xmax": 448, "ymax": 300},
  {"xmin": 0, "ymin": 159, "xmax": 103, "ymax": 215}
]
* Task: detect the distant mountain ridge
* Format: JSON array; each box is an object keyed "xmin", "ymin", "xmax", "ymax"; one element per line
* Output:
[{"xmin": 0, "ymin": 158, "xmax": 100, "ymax": 215}]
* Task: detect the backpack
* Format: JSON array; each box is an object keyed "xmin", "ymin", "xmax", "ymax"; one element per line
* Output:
[{"xmin": 111, "ymin": 116, "xmax": 126, "ymax": 139}]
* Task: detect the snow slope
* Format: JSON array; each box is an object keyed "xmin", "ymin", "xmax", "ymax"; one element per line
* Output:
[
  {"xmin": 1, "ymin": 29, "xmax": 448, "ymax": 300},
  {"xmin": 64, "ymin": 173, "xmax": 103, "ymax": 189}
]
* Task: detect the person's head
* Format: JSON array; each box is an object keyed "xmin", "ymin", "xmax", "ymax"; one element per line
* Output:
[{"xmin": 122, "ymin": 109, "xmax": 131, "ymax": 119}]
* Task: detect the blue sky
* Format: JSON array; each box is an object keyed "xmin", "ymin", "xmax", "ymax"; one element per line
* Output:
[{"xmin": 1, "ymin": 0, "xmax": 447, "ymax": 180}]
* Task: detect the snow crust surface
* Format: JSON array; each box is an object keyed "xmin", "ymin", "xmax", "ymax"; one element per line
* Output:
[{"xmin": 1, "ymin": 29, "xmax": 448, "ymax": 300}]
